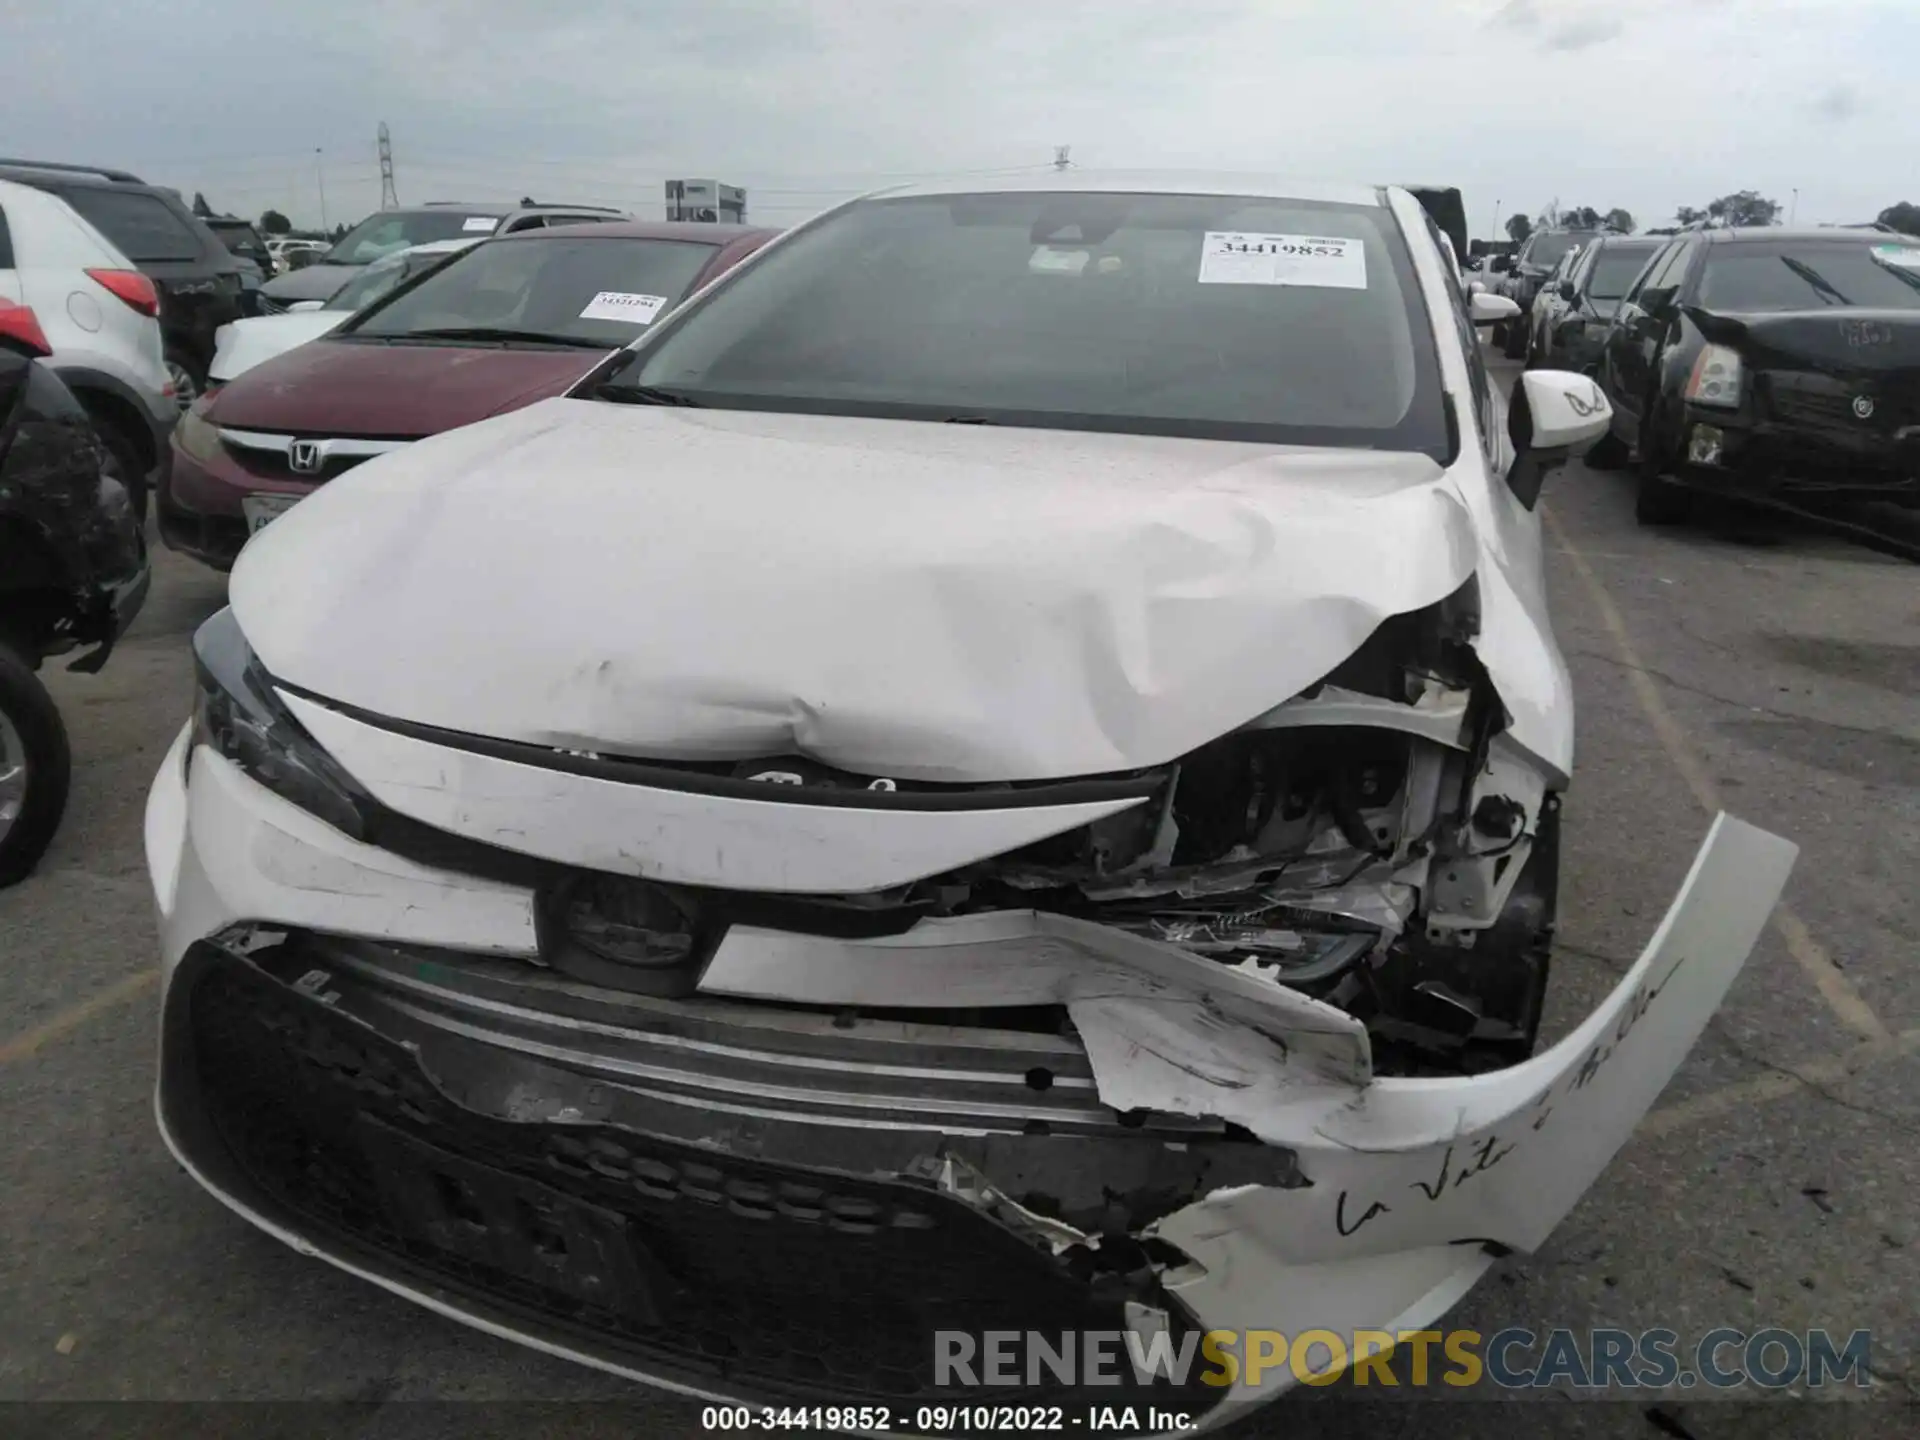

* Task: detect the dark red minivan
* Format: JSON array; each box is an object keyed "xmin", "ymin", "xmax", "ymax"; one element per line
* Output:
[{"xmin": 159, "ymin": 221, "xmax": 778, "ymax": 569}]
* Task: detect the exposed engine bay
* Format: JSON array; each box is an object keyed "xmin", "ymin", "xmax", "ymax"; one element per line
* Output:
[{"xmin": 546, "ymin": 579, "xmax": 1555, "ymax": 1075}]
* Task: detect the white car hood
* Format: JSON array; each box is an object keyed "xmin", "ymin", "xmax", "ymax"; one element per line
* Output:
[
  {"xmin": 234, "ymin": 398, "xmax": 1492, "ymax": 784},
  {"xmin": 210, "ymin": 312, "xmax": 345, "ymax": 383}
]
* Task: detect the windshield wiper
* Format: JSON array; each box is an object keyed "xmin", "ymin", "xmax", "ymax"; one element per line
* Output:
[
  {"xmin": 1779, "ymin": 255, "xmax": 1852, "ymax": 307},
  {"xmin": 596, "ymin": 383, "xmax": 703, "ymax": 407},
  {"xmin": 402, "ymin": 326, "xmax": 609, "ymax": 348}
]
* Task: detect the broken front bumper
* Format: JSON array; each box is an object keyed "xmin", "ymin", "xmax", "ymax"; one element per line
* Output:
[{"xmin": 146, "ymin": 723, "xmax": 1796, "ymax": 1432}]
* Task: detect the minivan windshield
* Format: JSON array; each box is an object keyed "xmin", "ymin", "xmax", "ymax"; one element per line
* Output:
[
  {"xmin": 1585, "ymin": 242, "xmax": 1662, "ymax": 299},
  {"xmin": 608, "ymin": 190, "xmax": 1448, "ymax": 456},
  {"xmin": 322, "ymin": 209, "xmax": 505, "ymax": 266},
  {"xmin": 347, "ymin": 235, "xmax": 718, "ymax": 346},
  {"xmin": 1523, "ymin": 231, "xmax": 1595, "ymax": 271},
  {"xmin": 1698, "ymin": 241, "xmax": 1920, "ymax": 312}
]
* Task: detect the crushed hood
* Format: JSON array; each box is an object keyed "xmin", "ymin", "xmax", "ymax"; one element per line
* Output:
[{"xmin": 233, "ymin": 399, "xmax": 1484, "ymax": 783}]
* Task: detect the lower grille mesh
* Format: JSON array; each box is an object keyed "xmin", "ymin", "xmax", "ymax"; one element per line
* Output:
[{"xmin": 187, "ymin": 958, "xmax": 1212, "ymax": 1409}]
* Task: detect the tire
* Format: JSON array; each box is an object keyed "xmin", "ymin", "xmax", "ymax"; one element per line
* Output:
[
  {"xmin": 1633, "ymin": 419, "xmax": 1694, "ymax": 525},
  {"xmin": 1502, "ymin": 310, "xmax": 1529, "ymax": 359},
  {"xmin": 0, "ymin": 644, "xmax": 74, "ymax": 889},
  {"xmin": 1584, "ymin": 430, "xmax": 1628, "ymax": 470},
  {"xmin": 90, "ymin": 415, "xmax": 148, "ymax": 527}
]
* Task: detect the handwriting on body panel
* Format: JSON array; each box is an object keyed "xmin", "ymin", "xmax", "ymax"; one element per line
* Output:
[{"xmin": 1329, "ymin": 958, "xmax": 1688, "ymax": 1240}]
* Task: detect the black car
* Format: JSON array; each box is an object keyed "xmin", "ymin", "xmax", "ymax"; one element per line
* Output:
[
  {"xmin": 1593, "ymin": 226, "xmax": 1920, "ymax": 524},
  {"xmin": 1525, "ymin": 235, "xmax": 1663, "ymax": 372},
  {"xmin": 0, "ymin": 298, "xmax": 151, "ymax": 886},
  {"xmin": 1489, "ymin": 228, "xmax": 1603, "ymax": 358},
  {"xmin": 205, "ymin": 215, "xmax": 274, "ymax": 316},
  {"xmin": 0, "ymin": 160, "xmax": 247, "ymax": 405}
]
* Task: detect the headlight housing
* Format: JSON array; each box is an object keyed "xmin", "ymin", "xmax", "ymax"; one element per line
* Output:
[
  {"xmin": 191, "ymin": 607, "xmax": 374, "ymax": 839},
  {"xmin": 174, "ymin": 401, "xmax": 222, "ymax": 464}
]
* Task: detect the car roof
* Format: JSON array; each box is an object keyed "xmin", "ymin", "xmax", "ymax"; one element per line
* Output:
[
  {"xmin": 487, "ymin": 220, "xmax": 781, "ymax": 244},
  {"xmin": 1702, "ymin": 226, "xmax": 1910, "ymax": 245},
  {"xmin": 866, "ymin": 170, "xmax": 1385, "ymax": 207}
]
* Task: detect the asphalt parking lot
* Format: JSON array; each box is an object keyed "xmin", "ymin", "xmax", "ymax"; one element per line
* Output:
[{"xmin": 2, "ymin": 352, "xmax": 1917, "ymax": 1440}]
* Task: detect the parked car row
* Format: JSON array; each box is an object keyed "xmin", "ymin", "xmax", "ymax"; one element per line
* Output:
[{"xmin": 162, "ymin": 219, "xmax": 776, "ymax": 567}]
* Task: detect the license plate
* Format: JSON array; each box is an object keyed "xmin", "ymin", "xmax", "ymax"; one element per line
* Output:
[
  {"xmin": 356, "ymin": 1118, "xmax": 663, "ymax": 1321},
  {"xmin": 242, "ymin": 494, "xmax": 301, "ymax": 534}
]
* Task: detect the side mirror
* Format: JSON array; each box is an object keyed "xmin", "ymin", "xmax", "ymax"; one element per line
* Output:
[
  {"xmin": 287, "ymin": 300, "xmax": 325, "ymax": 313},
  {"xmin": 1470, "ymin": 291, "xmax": 1521, "ymax": 327},
  {"xmin": 1557, "ymin": 280, "xmax": 1578, "ymax": 302},
  {"xmin": 1504, "ymin": 370, "xmax": 1613, "ymax": 509},
  {"xmin": 1639, "ymin": 284, "xmax": 1677, "ymax": 318},
  {"xmin": 1490, "ymin": 255, "xmax": 1512, "ymax": 273},
  {"xmin": 1467, "ymin": 279, "xmax": 1487, "ymax": 296}
]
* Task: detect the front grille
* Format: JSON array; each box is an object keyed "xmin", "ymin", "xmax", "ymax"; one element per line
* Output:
[
  {"xmin": 218, "ymin": 442, "xmax": 375, "ymax": 485},
  {"xmin": 186, "ymin": 957, "xmax": 1218, "ymax": 1410}
]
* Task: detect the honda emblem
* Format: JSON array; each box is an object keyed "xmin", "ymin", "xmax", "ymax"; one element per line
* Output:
[{"xmin": 288, "ymin": 440, "xmax": 324, "ymax": 474}]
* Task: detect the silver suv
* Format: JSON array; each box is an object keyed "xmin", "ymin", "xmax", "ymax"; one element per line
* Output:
[{"xmin": 257, "ymin": 200, "xmax": 631, "ymax": 310}]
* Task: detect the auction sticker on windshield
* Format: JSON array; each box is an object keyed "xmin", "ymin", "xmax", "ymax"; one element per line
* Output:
[
  {"xmin": 462, "ymin": 216, "xmax": 497, "ymax": 232},
  {"xmin": 1200, "ymin": 232, "xmax": 1367, "ymax": 289},
  {"xmin": 579, "ymin": 291, "xmax": 669, "ymax": 324}
]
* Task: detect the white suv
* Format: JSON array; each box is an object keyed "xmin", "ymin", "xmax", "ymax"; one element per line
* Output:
[{"xmin": 0, "ymin": 177, "xmax": 177, "ymax": 519}]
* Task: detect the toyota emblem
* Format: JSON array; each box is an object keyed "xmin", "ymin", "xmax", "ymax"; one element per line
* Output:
[
  {"xmin": 1852, "ymin": 395, "xmax": 1875, "ymax": 420},
  {"xmin": 288, "ymin": 439, "xmax": 324, "ymax": 474}
]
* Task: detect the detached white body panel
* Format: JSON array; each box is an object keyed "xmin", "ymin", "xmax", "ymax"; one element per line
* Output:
[{"xmin": 210, "ymin": 311, "xmax": 344, "ymax": 383}]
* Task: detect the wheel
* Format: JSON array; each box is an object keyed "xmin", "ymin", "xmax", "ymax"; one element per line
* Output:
[
  {"xmin": 163, "ymin": 350, "xmax": 201, "ymax": 411},
  {"xmin": 0, "ymin": 643, "xmax": 74, "ymax": 888},
  {"xmin": 1633, "ymin": 419, "xmax": 1694, "ymax": 525},
  {"xmin": 89, "ymin": 415, "xmax": 149, "ymax": 527},
  {"xmin": 1584, "ymin": 430, "xmax": 1628, "ymax": 470},
  {"xmin": 1524, "ymin": 324, "xmax": 1546, "ymax": 370},
  {"xmin": 1501, "ymin": 310, "xmax": 1529, "ymax": 359}
]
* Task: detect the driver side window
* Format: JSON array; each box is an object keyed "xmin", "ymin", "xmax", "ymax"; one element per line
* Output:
[{"xmin": 1622, "ymin": 242, "xmax": 1678, "ymax": 304}]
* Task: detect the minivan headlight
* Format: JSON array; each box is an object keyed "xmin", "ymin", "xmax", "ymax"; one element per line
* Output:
[{"xmin": 191, "ymin": 608, "xmax": 374, "ymax": 839}]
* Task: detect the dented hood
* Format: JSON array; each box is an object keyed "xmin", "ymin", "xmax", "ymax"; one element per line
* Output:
[{"xmin": 233, "ymin": 398, "xmax": 1483, "ymax": 783}]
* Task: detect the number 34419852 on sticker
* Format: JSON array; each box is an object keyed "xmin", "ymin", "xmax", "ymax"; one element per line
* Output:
[{"xmin": 1197, "ymin": 231, "xmax": 1368, "ymax": 289}]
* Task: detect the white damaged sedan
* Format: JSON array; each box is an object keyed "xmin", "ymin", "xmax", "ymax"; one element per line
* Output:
[{"xmin": 146, "ymin": 176, "xmax": 1795, "ymax": 1428}]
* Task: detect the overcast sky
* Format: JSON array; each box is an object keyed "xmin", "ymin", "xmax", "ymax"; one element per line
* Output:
[{"xmin": 3, "ymin": 0, "xmax": 1910, "ymax": 235}]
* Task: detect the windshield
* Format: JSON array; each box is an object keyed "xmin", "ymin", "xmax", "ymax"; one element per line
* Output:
[
  {"xmin": 322, "ymin": 209, "xmax": 503, "ymax": 266},
  {"xmin": 1523, "ymin": 232, "xmax": 1593, "ymax": 271},
  {"xmin": 613, "ymin": 191, "xmax": 1447, "ymax": 455},
  {"xmin": 1586, "ymin": 243, "xmax": 1662, "ymax": 299},
  {"xmin": 1697, "ymin": 241, "xmax": 1920, "ymax": 312},
  {"xmin": 323, "ymin": 247, "xmax": 455, "ymax": 311},
  {"xmin": 347, "ymin": 235, "xmax": 718, "ymax": 345}
]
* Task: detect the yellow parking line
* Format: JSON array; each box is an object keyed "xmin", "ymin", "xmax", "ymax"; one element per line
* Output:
[
  {"xmin": 1641, "ymin": 1026, "xmax": 1920, "ymax": 1139},
  {"xmin": 1543, "ymin": 503, "xmax": 1891, "ymax": 1043},
  {"xmin": 0, "ymin": 969, "xmax": 158, "ymax": 1066}
]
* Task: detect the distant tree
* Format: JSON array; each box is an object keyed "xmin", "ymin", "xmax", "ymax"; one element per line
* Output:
[
  {"xmin": 1505, "ymin": 213, "xmax": 1533, "ymax": 243},
  {"xmin": 258, "ymin": 208, "xmax": 292, "ymax": 235},
  {"xmin": 1644, "ymin": 226, "xmax": 1680, "ymax": 236},
  {"xmin": 1705, "ymin": 190, "xmax": 1781, "ymax": 227},
  {"xmin": 1604, "ymin": 207, "xmax": 1636, "ymax": 233},
  {"xmin": 1878, "ymin": 201, "xmax": 1920, "ymax": 236},
  {"xmin": 1674, "ymin": 206, "xmax": 1707, "ymax": 227},
  {"xmin": 191, "ymin": 191, "xmax": 213, "ymax": 217},
  {"xmin": 331, "ymin": 222, "xmax": 347, "ymax": 241},
  {"xmin": 1566, "ymin": 205, "xmax": 1604, "ymax": 229}
]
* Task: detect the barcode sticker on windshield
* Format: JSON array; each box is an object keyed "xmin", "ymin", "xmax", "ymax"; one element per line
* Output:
[
  {"xmin": 1872, "ymin": 244, "xmax": 1920, "ymax": 269},
  {"xmin": 462, "ymin": 216, "xmax": 498, "ymax": 232},
  {"xmin": 579, "ymin": 291, "xmax": 669, "ymax": 324},
  {"xmin": 1198, "ymin": 232, "xmax": 1367, "ymax": 289}
]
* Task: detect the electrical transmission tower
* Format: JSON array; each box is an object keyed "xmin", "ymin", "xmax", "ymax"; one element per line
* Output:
[
  {"xmin": 377, "ymin": 123, "xmax": 398, "ymax": 209},
  {"xmin": 1053, "ymin": 145, "xmax": 1072, "ymax": 171}
]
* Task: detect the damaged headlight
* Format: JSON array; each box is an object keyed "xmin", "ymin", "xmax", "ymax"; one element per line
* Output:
[{"xmin": 191, "ymin": 607, "xmax": 374, "ymax": 839}]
